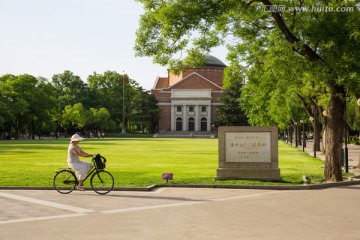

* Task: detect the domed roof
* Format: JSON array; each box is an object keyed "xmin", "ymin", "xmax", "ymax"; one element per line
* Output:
[{"xmin": 204, "ymin": 55, "xmax": 226, "ymax": 67}]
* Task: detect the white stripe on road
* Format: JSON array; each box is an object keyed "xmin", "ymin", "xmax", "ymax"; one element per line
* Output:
[
  {"xmin": 0, "ymin": 192, "xmax": 93, "ymax": 213},
  {"xmin": 212, "ymin": 190, "xmax": 287, "ymax": 202},
  {"xmin": 101, "ymin": 200, "xmax": 207, "ymax": 214},
  {"xmin": 102, "ymin": 190, "xmax": 286, "ymax": 214},
  {"xmin": 0, "ymin": 213, "xmax": 86, "ymax": 225}
]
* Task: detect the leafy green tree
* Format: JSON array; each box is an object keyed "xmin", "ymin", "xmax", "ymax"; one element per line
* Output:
[
  {"xmin": 27, "ymin": 77, "xmax": 57, "ymax": 139},
  {"xmin": 0, "ymin": 102, "xmax": 6, "ymax": 128},
  {"xmin": 88, "ymin": 71, "xmax": 126, "ymax": 129},
  {"xmin": 88, "ymin": 71, "xmax": 158, "ymax": 133},
  {"xmin": 0, "ymin": 74, "xmax": 16, "ymax": 131},
  {"xmin": 130, "ymin": 87, "xmax": 159, "ymax": 133},
  {"xmin": 89, "ymin": 107, "xmax": 114, "ymax": 131},
  {"xmin": 52, "ymin": 71, "xmax": 89, "ymax": 108},
  {"xmin": 347, "ymin": 96, "xmax": 360, "ymax": 143},
  {"xmin": 0, "ymin": 74, "xmax": 55, "ymax": 139},
  {"xmin": 62, "ymin": 103, "xmax": 88, "ymax": 134},
  {"xmin": 134, "ymin": 0, "xmax": 360, "ymax": 182},
  {"xmin": 216, "ymin": 75, "xmax": 248, "ymax": 126},
  {"xmin": 51, "ymin": 71, "xmax": 89, "ymax": 134},
  {"xmin": 239, "ymin": 44, "xmax": 327, "ymax": 151},
  {"xmin": 1, "ymin": 74, "xmax": 33, "ymax": 139}
]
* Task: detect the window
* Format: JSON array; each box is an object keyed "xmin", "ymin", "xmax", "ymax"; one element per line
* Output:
[
  {"xmin": 176, "ymin": 117, "xmax": 182, "ymax": 131},
  {"xmin": 201, "ymin": 106, "xmax": 207, "ymax": 112},
  {"xmin": 188, "ymin": 117, "xmax": 195, "ymax": 131},
  {"xmin": 189, "ymin": 106, "xmax": 194, "ymax": 112},
  {"xmin": 201, "ymin": 117, "xmax": 207, "ymax": 131},
  {"xmin": 176, "ymin": 106, "xmax": 182, "ymax": 112}
]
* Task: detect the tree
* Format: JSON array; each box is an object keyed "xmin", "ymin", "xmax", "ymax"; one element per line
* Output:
[
  {"xmin": 347, "ymin": 96, "xmax": 360, "ymax": 143},
  {"xmin": 62, "ymin": 103, "xmax": 88, "ymax": 134},
  {"xmin": 0, "ymin": 74, "xmax": 55, "ymax": 139},
  {"xmin": 51, "ymin": 71, "xmax": 89, "ymax": 134},
  {"xmin": 27, "ymin": 77, "xmax": 57, "ymax": 139},
  {"xmin": 130, "ymin": 87, "xmax": 159, "ymax": 133},
  {"xmin": 88, "ymin": 71, "xmax": 158, "ymax": 133},
  {"xmin": 89, "ymin": 107, "xmax": 114, "ymax": 131},
  {"xmin": 0, "ymin": 69, "xmax": 158, "ymax": 137},
  {"xmin": 88, "ymin": 71, "xmax": 126, "ymax": 130},
  {"xmin": 135, "ymin": 0, "xmax": 360, "ymax": 182},
  {"xmin": 0, "ymin": 74, "xmax": 16, "ymax": 131},
  {"xmin": 239, "ymin": 40, "xmax": 327, "ymax": 151},
  {"xmin": 216, "ymin": 74, "xmax": 248, "ymax": 126}
]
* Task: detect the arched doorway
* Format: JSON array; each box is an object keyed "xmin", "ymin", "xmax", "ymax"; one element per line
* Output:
[
  {"xmin": 176, "ymin": 117, "xmax": 182, "ymax": 131},
  {"xmin": 188, "ymin": 117, "xmax": 195, "ymax": 131},
  {"xmin": 201, "ymin": 117, "xmax": 207, "ymax": 131}
]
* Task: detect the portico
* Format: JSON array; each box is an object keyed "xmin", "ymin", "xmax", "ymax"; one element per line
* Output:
[
  {"xmin": 170, "ymin": 89, "xmax": 212, "ymax": 131},
  {"xmin": 151, "ymin": 55, "xmax": 226, "ymax": 133}
]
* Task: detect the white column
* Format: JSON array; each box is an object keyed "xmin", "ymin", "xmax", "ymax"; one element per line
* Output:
[
  {"xmin": 171, "ymin": 105, "xmax": 175, "ymax": 131},
  {"xmin": 207, "ymin": 105, "xmax": 211, "ymax": 131},
  {"xmin": 195, "ymin": 105, "xmax": 199, "ymax": 131},
  {"xmin": 182, "ymin": 105, "xmax": 187, "ymax": 131}
]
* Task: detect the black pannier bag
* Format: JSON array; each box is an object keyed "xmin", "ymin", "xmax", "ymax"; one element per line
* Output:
[{"xmin": 94, "ymin": 154, "xmax": 105, "ymax": 169}]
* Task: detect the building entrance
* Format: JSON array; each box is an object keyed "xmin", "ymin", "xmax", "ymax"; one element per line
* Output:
[
  {"xmin": 188, "ymin": 117, "xmax": 195, "ymax": 131},
  {"xmin": 176, "ymin": 117, "xmax": 182, "ymax": 131},
  {"xmin": 201, "ymin": 117, "xmax": 207, "ymax": 131}
]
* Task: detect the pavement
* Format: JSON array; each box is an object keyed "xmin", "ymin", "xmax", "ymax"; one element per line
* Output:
[
  {"xmin": 1, "ymin": 186, "xmax": 360, "ymax": 240},
  {"xmin": 301, "ymin": 140, "xmax": 360, "ymax": 176},
  {"xmin": 1, "ymin": 141, "xmax": 360, "ymax": 240}
]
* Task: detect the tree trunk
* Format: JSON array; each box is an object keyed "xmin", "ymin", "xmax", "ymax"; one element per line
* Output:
[
  {"xmin": 312, "ymin": 105, "xmax": 322, "ymax": 152},
  {"xmin": 320, "ymin": 115, "xmax": 327, "ymax": 153},
  {"xmin": 321, "ymin": 130, "xmax": 326, "ymax": 153},
  {"xmin": 294, "ymin": 123, "xmax": 298, "ymax": 147},
  {"xmin": 324, "ymin": 83, "xmax": 345, "ymax": 182},
  {"xmin": 297, "ymin": 124, "xmax": 302, "ymax": 146},
  {"xmin": 288, "ymin": 127, "xmax": 293, "ymax": 145}
]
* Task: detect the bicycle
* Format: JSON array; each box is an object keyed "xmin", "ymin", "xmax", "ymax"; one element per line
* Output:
[{"xmin": 53, "ymin": 154, "xmax": 114, "ymax": 195}]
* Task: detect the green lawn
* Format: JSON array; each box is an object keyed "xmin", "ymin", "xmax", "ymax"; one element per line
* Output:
[{"xmin": 0, "ymin": 138, "xmax": 329, "ymax": 188}]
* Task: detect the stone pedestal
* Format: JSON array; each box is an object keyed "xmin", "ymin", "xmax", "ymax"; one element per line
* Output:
[{"xmin": 216, "ymin": 126, "xmax": 281, "ymax": 181}]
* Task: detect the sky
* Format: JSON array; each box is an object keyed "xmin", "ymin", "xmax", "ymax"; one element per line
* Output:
[{"xmin": 0, "ymin": 0, "xmax": 228, "ymax": 90}]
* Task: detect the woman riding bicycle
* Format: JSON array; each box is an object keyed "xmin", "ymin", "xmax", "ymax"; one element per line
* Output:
[{"xmin": 67, "ymin": 134, "xmax": 94, "ymax": 191}]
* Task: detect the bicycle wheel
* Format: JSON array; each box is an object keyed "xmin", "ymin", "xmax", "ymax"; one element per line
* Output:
[
  {"xmin": 53, "ymin": 169, "xmax": 77, "ymax": 194},
  {"xmin": 90, "ymin": 170, "xmax": 114, "ymax": 195}
]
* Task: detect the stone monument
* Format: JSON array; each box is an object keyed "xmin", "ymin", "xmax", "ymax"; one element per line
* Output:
[{"xmin": 216, "ymin": 126, "xmax": 281, "ymax": 181}]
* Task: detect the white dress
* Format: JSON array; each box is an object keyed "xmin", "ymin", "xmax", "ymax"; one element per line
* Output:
[{"xmin": 67, "ymin": 143, "xmax": 92, "ymax": 180}]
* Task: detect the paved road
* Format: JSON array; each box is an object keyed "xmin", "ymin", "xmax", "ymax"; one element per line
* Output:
[{"xmin": 1, "ymin": 186, "xmax": 360, "ymax": 240}]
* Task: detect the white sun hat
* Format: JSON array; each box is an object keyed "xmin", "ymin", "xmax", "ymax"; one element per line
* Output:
[{"xmin": 70, "ymin": 134, "xmax": 85, "ymax": 143}]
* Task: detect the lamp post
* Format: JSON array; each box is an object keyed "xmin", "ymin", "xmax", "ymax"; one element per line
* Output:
[
  {"xmin": 300, "ymin": 120, "xmax": 305, "ymax": 152},
  {"xmin": 295, "ymin": 122, "xmax": 298, "ymax": 148},
  {"xmin": 344, "ymin": 100, "xmax": 348, "ymax": 173},
  {"xmin": 357, "ymin": 98, "xmax": 360, "ymax": 169},
  {"xmin": 309, "ymin": 116, "xmax": 316, "ymax": 158},
  {"xmin": 323, "ymin": 111, "xmax": 327, "ymax": 153}
]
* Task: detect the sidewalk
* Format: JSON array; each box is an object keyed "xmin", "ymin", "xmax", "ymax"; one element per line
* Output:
[{"xmin": 298, "ymin": 140, "xmax": 360, "ymax": 176}]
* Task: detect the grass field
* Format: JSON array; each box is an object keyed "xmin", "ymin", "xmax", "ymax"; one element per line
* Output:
[{"xmin": 0, "ymin": 138, "xmax": 330, "ymax": 188}]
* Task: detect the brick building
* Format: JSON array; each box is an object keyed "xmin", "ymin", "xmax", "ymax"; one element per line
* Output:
[{"xmin": 151, "ymin": 55, "xmax": 226, "ymax": 133}]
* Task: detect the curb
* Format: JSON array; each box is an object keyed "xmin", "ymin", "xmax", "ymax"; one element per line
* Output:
[
  {"xmin": 0, "ymin": 185, "xmax": 158, "ymax": 192},
  {"xmin": 159, "ymin": 180, "xmax": 360, "ymax": 190},
  {"xmin": 1, "ymin": 181, "xmax": 360, "ymax": 191}
]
